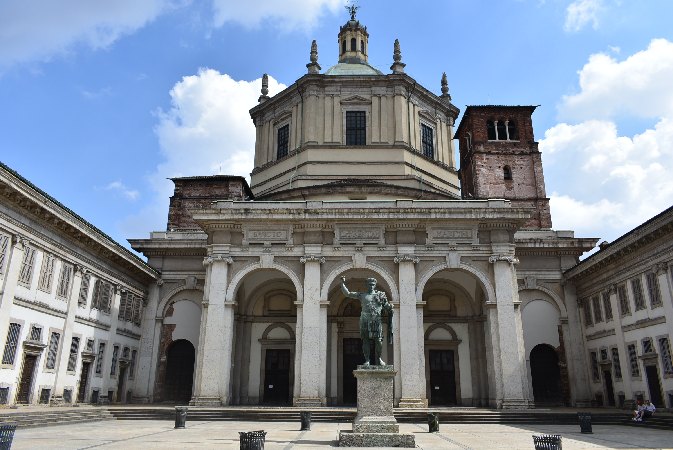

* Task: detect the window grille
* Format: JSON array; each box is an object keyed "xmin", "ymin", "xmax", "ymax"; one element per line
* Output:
[
  {"xmin": 642, "ymin": 337, "xmax": 654, "ymax": 354},
  {"xmin": 0, "ymin": 387, "xmax": 8, "ymax": 405},
  {"xmin": 56, "ymin": 263, "xmax": 73, "ymax": 299},
  {"xmin": 646, "ymin": 271, "xmax": 662, "ymax": 307},
  {"xmin": 277, "ymin": 124, "xmax": 289, "ymax": 159},
  {"xmin": 78, "ymin": 274, "xmax": 90, "ymax": 307},
  {"xmin": 658, "ymin": 337, "xmax": 673, "ymax": 375},
  {"xmin": 0, "ymin": 233, "xmax": 9, "ymax": 278},
  {"xmin": 627, "ymin": 344, "xmax": 640, "ymax": 377},
  {"xmin": 92, "ymin": 279, "xmax": 113, "ymax": 313},
  {"xmin": 592, "ymin": 296, "xmax": 603, "ymax": 322},
  {"xmin": 18, "ymin": 245, "xmax": 36, "ymax": 286},
  {"xmin": 37, "ymin": 253, "xmax": 56, "ymax": 292},
  {"xmin": 346, "ymin": 111, "xmax": 366, "ymax": 145},
  {"xmin": 1, "ymin": 323, "xmax": 21, "ymax": 365},
  {"xmin": 600, "ymin": 348, "xmax": 608, "ymax": 361},
  {"xmin": 39, "ymin": 388, "xmax": 51, "ymax": 404},
  {"xmin": 45, "ymin": 332, "xmax": 60, "ymax": 369},
  {"xmin": 118, "ymin": 291, "xmax": 128, "ymax": 321},
  {"xmin": 95, "ymin": 343, "xmax": 105, "ymax": 374},
  {"xmin": 602, "ymin": 291, "xmax": 613, "ymax": 321},
  {"xmin": 110, "ymin": 345, "xmax": 119, "ymax": 375},
  {"xmin": 611, "ymin": 348, "xmax": 622, "ymax": 379},
  {"xmin": 130, "ymin": 350, "xmax": 137, "ymax": 378},
  {"xmin": 631, "ymin": 277, "xmax": 646, "ymax": 310},
  {"xmin": 617, "ymin": 284, "xmax": 630, "ymax": 316},
  {"xmin": 590, "ymin": 351, "xmax": 600, "ymax": 382},
  {"xmin": 421, "ymin": 124, "xmax": 434, "ymax": 159},
  {"xmin": 132, "ymin": 296, "xmax": 143, "ymax": 326},
  {"xmin": 582, "ymin": 299, "xmax": 593, "ymax": 326},
  {"xmin": 63, "ymin": 389, "xmax": 73, "ymax": 404},
  {"xmin": 29, "ymin": 325, "xmax": 42, "ymax": 342},
  {"xmin": 67, "ymin": 337, "xmax": 79, "ymax": 371},
  {"xmin": 85, "ymin": 339, "xmax": 94, "ymax": 352}
]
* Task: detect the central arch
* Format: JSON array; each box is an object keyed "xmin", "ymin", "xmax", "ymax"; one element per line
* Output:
[
  {"xmin": 530, "ymin": 344, "xmax": 562, "ymax": 404},
  {"xmin": 164, "ymin": 339, "xmax": 195, "ymax": 403}
]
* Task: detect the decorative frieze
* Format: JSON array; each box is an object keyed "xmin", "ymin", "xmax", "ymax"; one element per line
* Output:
[
  {"xmin": 334, "ymin": 224, "xmax": 384, "ymax": 246},
  {"xmin": 300, "ymin": 255, "xmax": 325, "ymax": 264}
]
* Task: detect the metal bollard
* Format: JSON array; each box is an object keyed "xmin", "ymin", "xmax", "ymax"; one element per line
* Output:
[
  {"xmin": 175, "ymin": 406, "xmax": 188, "ymax": 429},
  {"xmin": 300, "ymin": 411, "xmax": 311, "ymax": 431},
  {"xmin": 577, "ymin": 411, "xmax": 592, "ymax": 434},
  {"xmin": 428, "ymin": 412, "xmax": 439, "ymax": 432}
]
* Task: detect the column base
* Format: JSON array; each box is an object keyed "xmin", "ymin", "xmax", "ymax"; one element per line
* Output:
[
  {"xmin": 500, "ymin": 399, "xmax": 531, "ymax": 409},
  {"xmin": 397, "ymin": 397, "xmax": 427, "ymax": 408},
  {"xmin": 189, "ymin": 396, "xmax": 222, "ymax": 406},
  {"xmin": 295, "ymin": 397, "xmax": 323, "ymax": 408}
]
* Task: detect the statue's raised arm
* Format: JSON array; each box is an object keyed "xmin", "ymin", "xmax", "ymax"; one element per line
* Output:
[{"xmin": 341, "ymin": 276, "xmax": 359, "ymax": 299}]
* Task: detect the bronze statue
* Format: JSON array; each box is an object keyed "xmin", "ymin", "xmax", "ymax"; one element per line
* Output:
[
  {"xmin": 341, "ymin": 276, "xmax": 393, "ymax": 366},
  {"xmin": 346, "ymin": 4, "xmax": 359, "ymax": 21}
]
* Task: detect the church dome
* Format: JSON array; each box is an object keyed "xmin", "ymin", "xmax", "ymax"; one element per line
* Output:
[{"xmin": 324, "ymin": 62, "xmax": 383, "ymax": 76}]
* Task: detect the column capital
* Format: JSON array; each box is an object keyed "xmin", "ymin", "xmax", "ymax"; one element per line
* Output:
[
  {"xmin": 74, "ymin": 264, "xmax": 88, "ymax": 276},
  {"xmin": 394, "ymin": 254, "xmax": 419, "ymax": 264},
  {"xmin": 300, "ymin": 255, "xmax": 325, "ymax": 264},
  {"xmin": 607, "ymin": 284, "xmax": 616, "ymax": 294},
  {"xmin": 156, "ymin": 278, "xmax": 164, "ymax": 286},
  {"xmin": 488, "ymin": 254, "xmax": 519, "ymax": 265},
  {"xmin": 203, "ymin": 255, "xmax": 234, "ymax": 266},
  {"xmin": 11, "ymin": 234, "xmax": 28, "ymax": 248},
  {"xmin": 654, "ymin": 262, "xmax": 668, "ymax": 275}
]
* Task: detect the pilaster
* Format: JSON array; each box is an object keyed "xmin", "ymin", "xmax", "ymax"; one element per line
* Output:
[
  {"xmin": 132, "ymin": 280, "xmax": 161, "ymax": 403},
  {"xmin": 562, "ymin": 282, "xmax": 592, "ymax": 406},
  {"xmin": 0, "ymin": 235, "xmax": 26, "ymax": 342}
]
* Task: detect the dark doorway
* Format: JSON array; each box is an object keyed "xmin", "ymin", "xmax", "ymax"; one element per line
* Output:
[
  {"xmin": 342, "ymin": 338, "xmax": 364, "ymax": 405},
  {"xmin": 603, "ymin": 370, "xmax": 615, "ymax": 406},
  {"xmin": 164, "ymin": 340, "xmax": 195, "ymax": 403},
  {"xmin": 645, "ymin": 365, "xmax": 664, "ymax": 407},
  {"xmin": 530, "ymin": 344, "xmax": 562, "ymax": 404},
  {"xmin": 17, "ymin": 354, "xmax": 37, "ymax": 403},
  {"xmin": 428, "ymin": 349, "xmax": 457, "ymax": 405},
  {"xmin": 116, "ymin": 366, "xmax": 127, "ymax": 403},
  {"xmin": 263, "ymin": 349, "xmax": 291, "ymax": 405},
  {"xmin": 77, "ymin": 362, "xmax": 91, "ymax": 403}
]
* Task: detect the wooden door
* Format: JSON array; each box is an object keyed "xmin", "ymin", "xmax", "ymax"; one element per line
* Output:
[
  {"xmin": 645, "ymin": 365, "xmax": 664, "ymax": 407},
  {"xmin": 342, "ymin": 338, "xmax": 363, "ymax": 405},
  {"xmin": 17, "ymin": 354, "xmax": 37, "ymax": 403},
  {"xmin": 263, "ymin": 349, "xmax": 291, "ymax": 405},
  {"xmin": 77, "ymin": 362, "xmax": 91, "ymax": 403},
  {"xmin": 429, "ymin": 350, "xmax": 457, "ymax": 406}
]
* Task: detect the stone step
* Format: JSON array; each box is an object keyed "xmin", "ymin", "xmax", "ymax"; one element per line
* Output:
[{"xmin": 0, "ymin": 408, "xmax": 113, "ymax": 428}]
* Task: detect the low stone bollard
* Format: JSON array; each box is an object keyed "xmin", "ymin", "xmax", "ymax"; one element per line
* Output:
[
  {"xmin": 532, "ymin": 434, "xmax": 562, "ymax": 450},
  {"xmin": 0, "ymin": 423, "xmax": 17, "ymax": 450},
  {"xmin": 239, "ymin": 430, "xmax": 266, "ymax": 450},
  {"xmin": 174, "ymin": 406, "xmax": 188, "ymax": 429},
  {"xmin": 428, "ymin": 413, "xmax": 439, "ymax": 432},
  {"xmin": 300, "ymin": 411, "xmax": 311, "ymax": 431},
  {"xmin": 577, "ymin": 411, "xmax": 592, "ymax": 434}
]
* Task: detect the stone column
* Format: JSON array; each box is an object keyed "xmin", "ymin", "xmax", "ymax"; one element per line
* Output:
[
  {"xmin": 51, "ymin": 265, "xmax": 85, "ymax": 404},
  {"xmin": 191, "ymin": 254, "xmax": 233, "ymax": 406},
  {"xmin": 395, "ymin": 253, "xmax": 425, "ymax": 407},
  {"xmin": 656, "ymin": 263, "xmax": 673, "ymax": 350},
  {"xmin": 296, "ymin": 254, "xmax": 325, "ymax": 407},
  {"xmin": 488, "ymin": 254, "xmax": 528, "ymax": 409},
  {"xmin": 562, "ymin": 282, "xmax": 592, "ymax": 406},
  {"xmin": 484, "ymin": 303, "xmax": 502, "ymax": 407},
  {"xmin": 0, "ymin": 235, "xmax": 26, "ymax": 339},
  {"xmin": 132, "ymin": 280, "xmax": 161, "ymax": 403}
]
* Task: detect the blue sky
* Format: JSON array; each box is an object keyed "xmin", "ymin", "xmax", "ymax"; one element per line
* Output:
[{"xmin": 1, "ymin": 0, "xmax": 672, "ymax": 255}]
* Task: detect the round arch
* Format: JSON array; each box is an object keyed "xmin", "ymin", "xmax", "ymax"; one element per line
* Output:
[
  {"xmin": 157, "ymin": 285, "xmax": 204, "ymax": 319},
  {"xmin": 424, "ymin": 323, "xmax": 460, "ymax": 341},
  {"xmin": 261, "ymin": 322, "xmax": 296, "ymax": 340},
  {"xmin": 321, "ymin": 261, "xmax": 399, "ymax": 303},
  {"xmin": 226, "ymin": 261, "xmax": 303, "ymax": 304},
  {"xmin": 416, "ymin": 263, "xmax": 495, "ymax": 305},
  {"xmin": 519, "ymin": 286, "xmax": 568, "ymax": 318}
]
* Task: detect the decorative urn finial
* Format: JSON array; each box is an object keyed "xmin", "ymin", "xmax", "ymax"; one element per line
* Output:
[
  {"xmin": 390, "ymin": 39, "xmax": 405, "ymax": 74},
  {"xmin": 258, "ymin": 73, "xmax": 269, "ymax": 102},
  {"xmin": 440, "ymin": 72, "xmax": 451, "ymax": 101},
  {"xmin": 306, "ymin": 39, "xmax": 321, "ymax": 74},
  {"xmin": 346, "ymin": 4, "xmax": 359, "ymax": 20}
]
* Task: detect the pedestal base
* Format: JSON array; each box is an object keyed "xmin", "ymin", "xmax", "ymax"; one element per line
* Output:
[
  {"xmin": 398, "ymin": 397, "xmax": 427, "ymax": 408},
  {"xmin": 338, "ymin": 431, "xmax": 415, "ymax": 448},
  {"xmin": 295, "ymin": 397, "xmax": 322, "ymax": 408},
  {"xmin": 500, "ymin": 398, "xmax": 531, "ymax": 409},
  {"xmin": 189, "ymin": 396, "xmax": 222, "ymax": 406}
]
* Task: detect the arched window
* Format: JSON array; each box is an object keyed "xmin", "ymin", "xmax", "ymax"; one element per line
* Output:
[
  {"xmin": 487, "ymin": 120, "xmax": 496, "ymax": 140},
  {"xmin": 360, "ymin": 40, "xmax": 365, "ymax": 53},
  {"xmin": 507, "ymin": 120, "xmax": 519, "ymax": 140},
  {"xmin": 350, "ymin": 38, "xmax": 356, "ymax": 51},
  {"xmin": 503, "ymin": 165, "xmax": 512, "ymax": 180},
  {"xmin": 496, "ymin": 120, "xmax": 507, "ymax": 140},
  {"xmin": 342, "ymin": 40, "xmax": 346, "ymax": 54}
]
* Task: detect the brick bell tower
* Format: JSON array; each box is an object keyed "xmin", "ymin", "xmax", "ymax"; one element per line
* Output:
[{"xmin": 454, "ymin": 105, "xmax": 552, "ymax": 229}]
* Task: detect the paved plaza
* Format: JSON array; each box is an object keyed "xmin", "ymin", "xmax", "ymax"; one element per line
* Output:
[{"xmin": 11, "ymin": 419, "xmax": 673, "ymax": 449}]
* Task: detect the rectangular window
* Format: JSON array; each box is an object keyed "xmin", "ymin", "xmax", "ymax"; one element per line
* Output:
[
  {"xmin": 95, "ymin": 343, "xmax": 106, "ymax": 374},
  {"xmin": 642, "ymin": 337, "xmax": 654, "ymax": 354},
  {"xmin": 1, "ymin": 323, "xmax": 21, "ymax": 365},
  {"xmin": 78, "ymin": 274, "xmax": 90, "ymax": 307},
  {"xmin": 56, "ymin": 263, "xmax": 73, "ymax": 299},
  {"xmin": 658, "ymin": 337, "xmax": 673, "ymax": 375},
  {"xmin": 590, "ymin": 351, "xmax": 600, "ymax": 382},
  {"xmin": 18, "ymin": 245, "xmax": 36, "ymax": 286},
  {"xmin": 627, "ymin": 343, "xmax": 640, "ymax": 377},
  {"xmin": 582, "ymin": 299, "xmax": 593, "ymax": 326},
  {"xmin": 421, "ymin": 123, "xmax": 434, "ymax": 159},
  {"xmin": 37, "ymin": 253, "xmax": 56, "ymax": 293},
  {"xmin": 346, "ymin": 111, "xmax": 366, "ymax": 145},
  {"xmin": 85, "ymin": 339, "xmax": 94, "ymax": 352},
  {"xmin": 67, "ymin": 337, "xmax": 79, "ymax": 372},
  {"xmin": 602, "ymin": 291, "xmax": 613, "ymax": 321},
  {"xmin": 92, "ymin": 279, "xmax": 113, "ymax": 313},
  {"xmin": 631, "ymin": 277, "xmax": 646, "ymax": 311},
  {"xmin": 39, "ymin": 388, "xmax": 51, "ymax": 404},
  {"xmin": 0, "ymin": 233, "xmax": 9, "ymax": 278},
  {"xmin": 132, "ymin": 296, "xmax": 143, "ymax": 326},
  {"xmin": 592, "ymin": 296, "xmax": 603, "ymax": 323},
  {"xmin": 110, "ymin": 345, "xmax": 120, "ymax": 375},
  {"xmin": 29, "ymin": 325, "xmax": 42, "ymax": 342},
  {"xmin": 276, "ymin": 124, "xmax": 289, "ymax": 159},
  {"xmin": 130, "ymin": 349, "xmax": 137, "ymax": 378},
  {"xmin": 646, "ymin": 271, "xmax": 662, "ymax": 308},
  {"xmin": 46, "ymin": 331, "xmax": 61, "ymax": 369},
  {"xmin": 617, "ymin": 284, "xmax": 630, "ymax": 316},
  {"xmin": 118, "ymin": 291, "xmax": 128, "ymax": 321},
  {"xmin": 611, "ymin": 348, "xmax": 622, "ymax": 379},
  {"xmin": 0, "ymin": 387, "xmax": 8, "ymax": 405}
]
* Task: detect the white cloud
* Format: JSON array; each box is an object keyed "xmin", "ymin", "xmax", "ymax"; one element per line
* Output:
[
  {"xmin": 564, "ymin": 0, "xmax": 604, "ymax": 32},
  {"xmin": 104, "ymin": 181, "xmax": 140, "ymax": 201},
  {"xmin": 211, "ymin": 0, "xmax": 344, "ymax": 31},
  {"xmin": 560, "ymin": 39, "xmax": 673, "ymax": 121},
  {"xmin": 0, "ymin": 0, "xmax": 174, "ymax": 70}
]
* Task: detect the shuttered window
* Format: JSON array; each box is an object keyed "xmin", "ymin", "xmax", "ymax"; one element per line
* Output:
[
  {"xmin": 78, "ymin": 274, "xmax": 90, "ymax": 307},
  {"xmin": 18, "ymin": 246, "xmax": 36, "ymax": 286},
  {"xmin": 56, "ymin": 263, "xmax": 74, "ymax": 299},
  {"xmin": 1, "ymin": 323, "xmax": 21, "ymax": 365},
  {"xmin": 38, "ymin": 253, "xmax": 56, "ymax": 292},
  {"xmin": 46, "ymin": 331, "xmax": 61, "ymax": 369},
  {"xmin": 67, "ymin": 337, "xmax": 80, "ymax": 371},
  {"xmin": 0, "ymin": 233, "xmax": 9, "ymax": 278}
]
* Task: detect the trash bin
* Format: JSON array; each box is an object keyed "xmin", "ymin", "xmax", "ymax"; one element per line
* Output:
[
  {"xmin": 532, "ymin": 434, "xmax": 562, "ymax": 450},
  {"xmin": 428, "ymin": 413, "xmax": 439, "ymax": 432},
  {"xmin": 577, "ymin": 412, "xmax": 592, "ymax": 434},
  {"xmin": 0, "ymin": 424, "xmax": 17, "ymax": 450},
  {"xmin": 300, "ymin": 411, "xmax": 311, "ymax": 431},
  {"xmin": 174, "ymin": 406, "xmax": 188, "ymax": 429},
  {"xmin": 239, "ymin": 430, "xmax": 266, "ymax": 450}
]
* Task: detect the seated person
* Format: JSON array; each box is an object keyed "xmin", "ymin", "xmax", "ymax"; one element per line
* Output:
[
  {"xmin": 632, "ymin": 399, "xmax": 645, "ymax": 421},
  {"xmin": 642, "ymin": 400, "xmax": 656, "ymax": 421}
]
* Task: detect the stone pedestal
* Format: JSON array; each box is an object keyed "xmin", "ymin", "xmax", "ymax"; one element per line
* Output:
[{"xmin": 338, "ymin": 366, "xmax": 415, "ymax": 448}]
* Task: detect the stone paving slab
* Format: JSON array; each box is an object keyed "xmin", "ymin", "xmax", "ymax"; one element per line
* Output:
[{"xmin": 11, "ymin": 419, "xmax": 673, "ymax": 449}]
